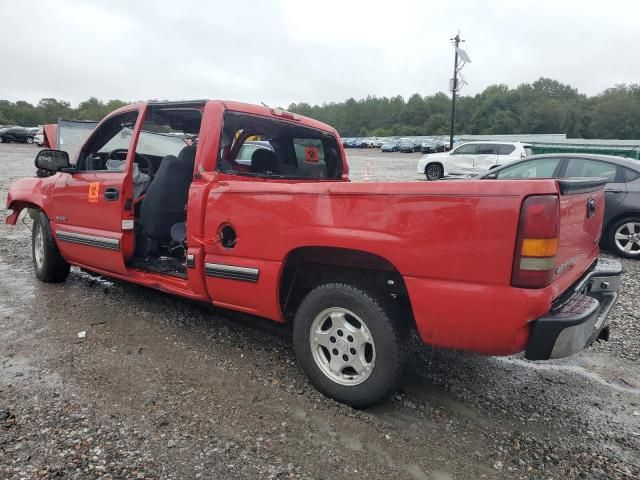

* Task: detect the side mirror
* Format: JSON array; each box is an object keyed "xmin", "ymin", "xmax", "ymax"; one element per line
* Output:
[
  {"xmin": 35, "ymin": 149, "xmax": 70, "ymax": 172},
  {"xmin": 485, "ymin": 172, "xmax": 498, "ymax": 179}
]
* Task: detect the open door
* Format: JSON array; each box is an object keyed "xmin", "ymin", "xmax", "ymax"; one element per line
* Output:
[{"xmin": 50, "ymin": 106, "xmax": 146, "ymax": 274}]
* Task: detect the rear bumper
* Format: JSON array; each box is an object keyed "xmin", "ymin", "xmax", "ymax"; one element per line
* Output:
[{"xmin": 525, "ymin": 258, "xmax": 623, "ymax": 360}]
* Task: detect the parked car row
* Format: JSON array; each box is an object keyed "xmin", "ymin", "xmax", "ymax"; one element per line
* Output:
[
  {"xmin": 345, "ymin": 136, "xmax": 454, "ymax": 154},
  {"xmin": 342, "ymin": 138, "xmax": 383, "ymax": 148},
  {"xmin": 0, "ymin": 126, "xmax": 42, "ymax": 144}
]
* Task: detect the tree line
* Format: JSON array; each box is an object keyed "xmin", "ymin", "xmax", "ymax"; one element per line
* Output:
[
  {"xmin": 288, "ymin": 78, "xmax": 640, "ymax": 139},
  {"xmin": 2, "ymin": 78, "xmax": 639, "ymax": 139},
  {"xmin": 0, "ymin": 97, "xmax": 127, "ymax": 128}
]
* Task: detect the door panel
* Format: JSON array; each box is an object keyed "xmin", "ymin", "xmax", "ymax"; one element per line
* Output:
[
  {"xmin": 447, "ymin": 145, "xmax": 476, "ymax": 174},
  {"xmin": 472, "ymin": 144, "xmax": 498, "ymax": 173},
  {"xmin": 473, "ymin": 154, "xmax": 498, "ymax": 172},
  {"xmin": 563, "ymin": 158, "xmax": 627, "ymax": 224},
  {"xmin": 51, "ymin": 171, "xmax": 129, "ymax": 273},
  {"xmin": 602, "ymin": 181, "xmax": 627, "ymax": 224},
  {"xmin": 50, "ymin": 108, "xmax": 143, "ymax": 274}
]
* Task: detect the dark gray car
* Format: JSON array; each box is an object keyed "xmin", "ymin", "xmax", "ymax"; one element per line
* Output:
[{"xmin": 480, "ymin": 153, "xmax": 640, "ymax": 258}]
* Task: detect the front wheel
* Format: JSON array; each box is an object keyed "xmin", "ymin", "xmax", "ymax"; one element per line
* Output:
[
  {"xmin": 607, "ymin": 218, "xmax": 640, "ymax": 258},
  {"xmin": 425, "ymin": 163, "xmax": 443, "ymax": 181},
  {"xmin": 26, "ymin": 137, "xmax": 34, "ymax": 144},
  {"xmin": 293, "ymin": 283, "xmax": 405, "ymax": 407},
  {"xmin": 32, "ymin": 211, "xmax": 70, "ymax": 282}
]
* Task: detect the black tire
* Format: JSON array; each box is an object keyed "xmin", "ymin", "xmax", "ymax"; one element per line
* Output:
[
  {"xmin": 293, "ymin": 283, "xmax": 406, "ymax": 407},
  {"xmin": 26, "ymin": 137, "xmax": 34, "ymax": 144},
  {"xmin": 32, "ymin": 211, "xmax": 70, "ymax": 282},
  {"xmin": 425, "ymin": 163, "xmax": 443, "ymax": 181},
  {"xmin": 606, "ymin": 217, "xmax": 640, "ymax": 259}
]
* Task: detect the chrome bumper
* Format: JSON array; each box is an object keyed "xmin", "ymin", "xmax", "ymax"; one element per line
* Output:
[{"xmin": 525, "ymin": 258, "xmax": 623, "ymax": 360}]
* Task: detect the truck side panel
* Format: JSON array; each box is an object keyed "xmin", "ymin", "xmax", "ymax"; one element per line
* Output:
[{"xmin": 200, "ymin": 178, "xmax": 565, "ymax": 350}]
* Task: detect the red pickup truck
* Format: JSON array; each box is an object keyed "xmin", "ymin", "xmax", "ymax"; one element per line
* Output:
[{"xmin": 6, "ymin": 100, "xmax": 622, "ymax": 406}]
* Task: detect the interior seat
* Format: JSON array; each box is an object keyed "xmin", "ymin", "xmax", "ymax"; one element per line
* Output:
[
  {"xmin": 137, "ymin": 145, "xmax": 196, "ymax": 253},
  {"xmin": 251, "ymin": 149, "xmax": 279, "ymax": 174}
]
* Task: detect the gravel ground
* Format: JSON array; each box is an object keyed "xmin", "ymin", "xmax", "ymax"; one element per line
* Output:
[{"xmin": 0, "ymin": 143, "xmax": 639, "ymax": 479}]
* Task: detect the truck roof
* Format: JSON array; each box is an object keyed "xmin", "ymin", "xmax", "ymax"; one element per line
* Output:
[{"xmin": 118, "ymin": 100, "xmax": 339, "ymax": 137}]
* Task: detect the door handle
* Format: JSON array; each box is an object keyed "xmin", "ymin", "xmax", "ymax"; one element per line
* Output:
[
  {"xmin": 604, "ymin": 189, "xmax": 623, "ymax": 193},
  {"xmin": 104, "ymin": 187, "xmax": 119, "ymax": 201}
]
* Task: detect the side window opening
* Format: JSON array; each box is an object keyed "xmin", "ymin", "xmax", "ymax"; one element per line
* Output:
[
  {"xmin": 497, "ymin": 144, "xmax": 516, "ymax": 155},
  {"xmin": 623, "ymin": 167, "xmax": 640, "ymax": 183},
  {"xmin": 497, "ymin": 158, "xmax": 561, "ymax": 179},
  {"xmin": 76, "ymin": 111, "xmax": 139, "ymax": 172},
  {"xmin": 564, "ymin": 159, "xmax": 618, "ymax": 182},
  {"xmin": 452, "ymin": 144, "xmax": 476, "ymax": 155},
  {"xmin": 476, "ymin": 144, "xmax": 497, "ymax": 155},
  {"xmin": 217, "ymin": 111, "xmax": 342, "ymax": 180}
]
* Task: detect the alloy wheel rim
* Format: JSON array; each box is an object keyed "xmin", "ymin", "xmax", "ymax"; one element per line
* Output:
[
  {"xmin": 614, "ymin": 222, "xmax": 640, "ymax": 255},
  {"xmin": 34, "ymin": 223, "xmax": 45, "ymax": 268},
  {"xmin": 426, "ymin": 165, "xmax": 441, "ymax": 180},
  {"xmin": 309, "ymin": 307, "xmax": 376, "ymax": 386}
]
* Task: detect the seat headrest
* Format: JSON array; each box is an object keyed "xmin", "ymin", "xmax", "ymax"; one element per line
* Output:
[
  {"xmin": 178, "ymin": 145, "xmax": 197, "ymax": 165},
  {"xmin": 250, "ymin": 148, "xmax": 279, "ymax": 174}
]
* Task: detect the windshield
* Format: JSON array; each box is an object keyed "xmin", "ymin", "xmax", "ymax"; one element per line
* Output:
[{"xmin": 100, "ymin": 127, "xmax": 187, "ymax": 156}]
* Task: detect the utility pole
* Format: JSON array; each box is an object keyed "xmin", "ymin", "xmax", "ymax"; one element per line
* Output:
[{"xmin": 449, "ymin": 32, "xmax": 462, "ymax": 150}]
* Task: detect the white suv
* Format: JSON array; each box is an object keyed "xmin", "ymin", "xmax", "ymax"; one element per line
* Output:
[{"xmin": 417, "ymin": 141, "xmax": 533, "ymax": 180}]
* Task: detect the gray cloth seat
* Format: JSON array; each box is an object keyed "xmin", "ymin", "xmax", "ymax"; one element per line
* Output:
[
  {"xmin": 250, "ymin": 149, "xmax": 279, "ymax": 174},
  {"xmin": 138, "ymin": 146, "xmax": 196, "ymax": 244}
]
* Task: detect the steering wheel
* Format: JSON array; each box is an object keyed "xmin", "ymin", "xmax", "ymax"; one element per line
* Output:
[{"xmin": 107, "ymin": 149, "xmax": 154, "ymax": 175}]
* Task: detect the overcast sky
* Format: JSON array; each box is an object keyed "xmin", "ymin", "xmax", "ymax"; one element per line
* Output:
[{"xmin": 1, "ymin": 0, "xmax": 639, "ymax": 107}]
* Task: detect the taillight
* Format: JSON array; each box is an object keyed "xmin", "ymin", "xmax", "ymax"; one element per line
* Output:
[{"xmin": 511, "ymin": 195, "xmax": 559, "ymax": 288}]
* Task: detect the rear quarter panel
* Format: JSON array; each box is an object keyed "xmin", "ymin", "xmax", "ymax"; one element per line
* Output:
[{"xmin": 200, "ymin": 177, "xmax": 565, "ymax": 355}]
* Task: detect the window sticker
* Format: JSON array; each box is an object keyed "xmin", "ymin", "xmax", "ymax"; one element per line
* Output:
[
  {"xmin": 304, "ymin": 146, "xmax": 320, "ymax": 163},
  {"xmin": 88, "ymin": 182, "xmax": 100, "ymax": 203}
]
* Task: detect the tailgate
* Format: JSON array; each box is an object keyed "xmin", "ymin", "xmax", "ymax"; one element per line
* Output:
[{"xmin": 551, "ymin": 178, "xmax": 606, "ymax": 299}]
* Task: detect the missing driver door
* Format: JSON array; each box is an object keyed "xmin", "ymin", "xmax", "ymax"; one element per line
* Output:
[{"xmin": 51, "ymin": 108, "xmax": 145, "ymax": 274}]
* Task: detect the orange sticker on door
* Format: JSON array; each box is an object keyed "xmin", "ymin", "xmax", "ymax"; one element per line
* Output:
[
  {"xmin": 88, "ymin": 182, "xmax": 100, "ymax": 203},
  {"xmin": 304, "ymin": 147, "xmax": 320, "ymax": 163}
]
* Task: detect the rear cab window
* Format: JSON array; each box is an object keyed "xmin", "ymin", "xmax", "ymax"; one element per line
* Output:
[{"xmin": 217, "ymin": 111, "xmax": 342, "ymax": 180}]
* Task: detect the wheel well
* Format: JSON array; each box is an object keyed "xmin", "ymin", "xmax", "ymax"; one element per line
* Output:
[
  {"xmin": 279, "ymin": 246, "xmax": 415, "ymax": 327},
  {"xmin": 425, "ymin": 162, "xmax": 443, "ymax": 172},
  {"xmin": 604, "ymin": 212, "xmax": 640, "ymax": 237},
  {"xmin": 6, "ymin": 201, "xmax": 41, "ymax": 224}
]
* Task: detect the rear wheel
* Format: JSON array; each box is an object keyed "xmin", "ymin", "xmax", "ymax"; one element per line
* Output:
[
  {"xmin": 425, "ymin": 163, "xmax": 443, "ymax": 181},
  {"xmin": 293, "ymin": 283, "xmax": 405, "ymax": 407},
  {"xmin": 608, "ymin": 217, "xmax": 640, "ymax": 258},
  {"xmin": 32, "ymin": 211, "xmax": 70, "ymax": 282}
]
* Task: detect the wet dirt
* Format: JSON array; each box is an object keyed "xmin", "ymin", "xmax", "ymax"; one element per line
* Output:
[{"xmin": 0, "ymin": 144, "xmax": 639, "ymax": 479}]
